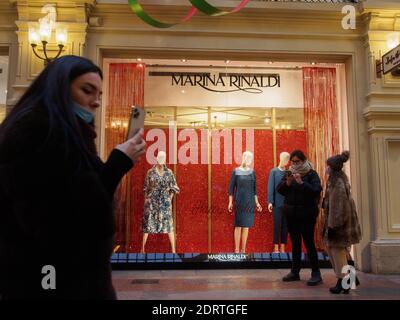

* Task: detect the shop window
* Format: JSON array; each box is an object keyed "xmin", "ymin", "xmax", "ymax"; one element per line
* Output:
[{"xmin": 105, "ymin": 60, "xmax": 342, "ymax": 260}]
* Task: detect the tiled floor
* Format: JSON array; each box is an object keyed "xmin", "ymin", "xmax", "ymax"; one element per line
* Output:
[{"xmin": 112, "ymin": 269, "xmax": 400, "ymax": 300}]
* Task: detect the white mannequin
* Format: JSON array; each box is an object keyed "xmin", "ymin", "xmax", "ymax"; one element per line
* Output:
[
  {"xmin": 268, "ymin": 151, "xmax": 290, "ymax": 253},
  {"xmin": 228, "ymin": 151, "xmax": 262, "ymax": 253},
  {"xmin": 141, "ymin": 151, "xmax": 177, "ymax": 254}
]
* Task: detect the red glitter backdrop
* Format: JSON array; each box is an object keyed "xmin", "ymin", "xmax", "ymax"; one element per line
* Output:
[
  {"xmin": 106, "ymin": 63, "xmax": 337, "ymax": 253},
  {"xmin": 110, "ymin": 127, "xmax": 307, "ymax": 253}
]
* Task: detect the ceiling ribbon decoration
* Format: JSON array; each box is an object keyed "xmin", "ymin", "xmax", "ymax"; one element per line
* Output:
[
  {"xmin": 128, "ymin": 0, "xmax": 198, "ymax": 28},
  {"xmin": 128, "ymin": 0, "xmax": 251, "ymax": 28},
  {"xmin": 189, "ymin": 0, "xmax": 251, "ymax": 17}
]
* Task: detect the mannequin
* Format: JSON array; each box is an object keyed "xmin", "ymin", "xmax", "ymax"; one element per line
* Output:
[
  {"xmin": 228, "ymin": 151, "xmax": 262, "ymax": 253},
  {"xmin": 268, "ymin": 152, "xmax": 290, "ymax": 253},
  {"xmin": 141, "ymin": 151, "xmax": 179, "ymax": 253}
]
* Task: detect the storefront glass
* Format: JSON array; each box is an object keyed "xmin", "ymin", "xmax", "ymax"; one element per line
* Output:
[{"xmin": 103, "ymin": 58, "xmax": 345, "ymax": 264}]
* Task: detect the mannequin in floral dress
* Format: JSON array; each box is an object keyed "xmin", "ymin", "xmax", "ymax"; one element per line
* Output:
[{"xmin": 141, "ymin": 151, "xmax": 180, "ymax": 253}]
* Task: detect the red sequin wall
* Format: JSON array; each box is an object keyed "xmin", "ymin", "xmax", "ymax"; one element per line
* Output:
[
  {"xmin": 125, "ymin": 129, "xmax": 307, "ymax": 253},
  {"xmin": 176, "ymin": 129, "xmax": 208, "ymax": 253},
  {"xmin": 276, "ymin": 130, "xmax": 307, "ymax": 157}
]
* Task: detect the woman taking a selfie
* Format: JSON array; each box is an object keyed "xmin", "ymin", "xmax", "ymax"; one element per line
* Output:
[{"xmin": 0, "ymin": 55, "xmax": 145, "ymax": 300}]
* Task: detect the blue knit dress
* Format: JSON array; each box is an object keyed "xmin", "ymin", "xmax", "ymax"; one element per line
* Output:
[{"xmin": 228, "ymin": 168, "xmax": 257, "ymax": 228}]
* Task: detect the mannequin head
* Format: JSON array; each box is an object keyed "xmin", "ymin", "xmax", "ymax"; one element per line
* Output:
[
  {"xmin": 279, "ymin": 152, "xmax": 290, "ymax": 168},
  {"xmin": 156, "ymin": 151, "xmax": 166, "ymax": 165},
  {"xmin": 241, "ymin": 151, "xmax": 254, "ymax": 167}
]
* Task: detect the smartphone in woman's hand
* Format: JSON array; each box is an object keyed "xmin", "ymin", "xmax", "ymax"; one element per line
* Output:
[{"xmin": 127, "ymin": 106, "xmax": 145, "ymax": 140}]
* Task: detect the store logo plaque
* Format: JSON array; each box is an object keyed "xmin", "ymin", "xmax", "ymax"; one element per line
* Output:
[
  {"xmin": 149, "ymin": 71, "xmax": 280, "ymax": 94},
  {"xmin": 208, "ymin": 254, "xmax": 249, "ymax": 261}
]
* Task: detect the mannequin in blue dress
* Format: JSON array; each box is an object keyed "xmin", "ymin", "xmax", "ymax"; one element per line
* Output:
[{"xmin": 228, "ymin": 151, "xmax": 262, "ymax": 253}]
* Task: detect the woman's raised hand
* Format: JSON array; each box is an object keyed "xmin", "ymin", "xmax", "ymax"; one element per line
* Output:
[{"xmin": 116, "ymin": 129, "xmax": 146, "ymax": 164}]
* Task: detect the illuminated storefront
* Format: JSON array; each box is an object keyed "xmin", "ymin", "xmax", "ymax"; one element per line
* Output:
[
  {"xmin": 1, "ymin": 0, "xmax": 400, "ymax": 273},
  {"xmin": 103, "ymin": 58, "xmax": 346, "ymax": 268}
]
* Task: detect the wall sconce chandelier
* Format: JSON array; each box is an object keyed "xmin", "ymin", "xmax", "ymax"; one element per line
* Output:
[
  {"xmin": 376, "ymin": 32, "xmax": 400, "ymax": 78},
  {"xmin": 28, "ymin": 4, "xmax": 67, "ymax": 65}
]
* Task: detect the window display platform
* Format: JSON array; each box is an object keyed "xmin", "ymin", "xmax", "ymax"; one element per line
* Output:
[{"xmin": 111, "ymin": 252, "xmax": 331, "ymax": 270}]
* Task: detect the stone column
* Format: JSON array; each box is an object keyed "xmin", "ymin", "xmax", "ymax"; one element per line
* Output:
[
  {"xmin": 363, "ymin": 8, "xmax": 400, "ymax": 274},
  {"xmin": 0, "ymin": 1, "xmax": 17, "ymax": 120}
]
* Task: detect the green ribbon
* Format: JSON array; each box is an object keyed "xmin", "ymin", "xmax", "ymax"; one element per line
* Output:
[
  {"xmin": 128, "ymin": 0, "xmax": 251, "ymax": 28},
  {"xmin": 128, "ymin": 0, "xmax": 197, "ymax": 28},
  {"xmin": 190, "ymin": 0, "xmax": 251, "ymax": 17}
]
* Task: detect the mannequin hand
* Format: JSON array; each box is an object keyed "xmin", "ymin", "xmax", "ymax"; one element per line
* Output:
[
  {"xmin": 256, "ymin": 203, "xmax": 262, "ymax": 212},
  {"xmin": 116, "ymin": 129, "xmax": 146, "ymax": 164},
  {"xmin": 268, "ymin": 203, "xmax": 273, "ymax": 213},
  {"xmin": 228, "ymin": 203, "xmax": 233, "ymax": 212},
  {"xmin": 293, "ymin": 173, "xmax": 303, "ymax": 184}
]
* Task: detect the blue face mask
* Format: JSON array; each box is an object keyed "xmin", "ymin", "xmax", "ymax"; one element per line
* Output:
[{"xmin": 73, "ymin": 102, "xmax": 95, "ymax": 124}]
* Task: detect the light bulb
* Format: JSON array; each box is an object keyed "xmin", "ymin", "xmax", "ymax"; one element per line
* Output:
[
  {"xmin": 387, "ymin": 32, "xmax": 399, "ymax": 50},
  {"xmin": 56, "ymin": 28, "xmax": 68, "ymax": 46},
  {"xmin": 39, "ymin": 21, "xmax": 52, "ymax": 42},
  {"xmin": 29, "ymin": 27, "xmax": 40, "ymax": 45}
]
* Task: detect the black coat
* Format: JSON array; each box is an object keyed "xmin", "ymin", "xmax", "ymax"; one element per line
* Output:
[
  {"xmin": 0, "ymin": 109, "xmax": 133, "ymax": 299},
  {"xmin": 277, "ymin": 170, "xmax": 322, "ymax": 221}
]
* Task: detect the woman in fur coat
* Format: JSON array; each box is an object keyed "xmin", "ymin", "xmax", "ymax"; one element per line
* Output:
[{"xmin": 323, "ymin": 151, "xmax": 362, "ymax": 294}]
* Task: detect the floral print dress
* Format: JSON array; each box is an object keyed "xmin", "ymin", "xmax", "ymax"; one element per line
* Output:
[{"xmin": 142, "ymin": 165, "xmax": 180, "ymax": 233}]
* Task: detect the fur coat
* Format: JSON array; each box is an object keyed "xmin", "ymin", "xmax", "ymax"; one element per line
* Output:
[{"xmin": 323, "ymin": 172, "xmax": 362, "ymax": 247}]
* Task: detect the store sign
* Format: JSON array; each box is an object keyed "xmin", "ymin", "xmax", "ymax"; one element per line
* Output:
[
  {"xmin": 382, "ymin": 44, "xmax": 400, "ymax": 74},
  {"xmin": 208, "ymin": 254, "xmax": 249, "ymax": 262},
  {"xmin": 145, "ymin": 67, "xmax": 303, "ymax": 108},
  {"xmin": 149, "ymin": 72, "xmax": 280, "ymax": 94}
]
